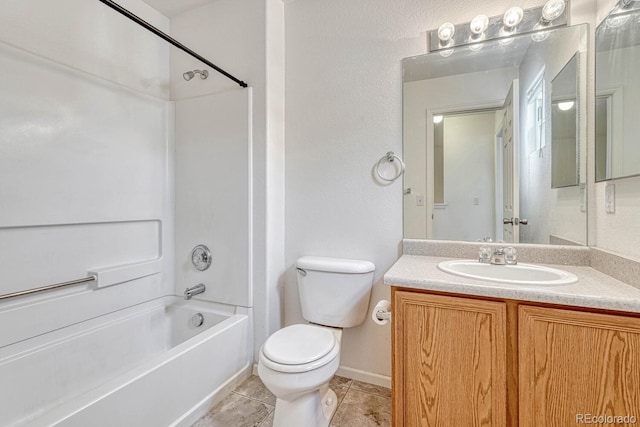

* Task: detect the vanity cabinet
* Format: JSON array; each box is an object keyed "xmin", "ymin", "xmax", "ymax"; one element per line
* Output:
[
  {"xmin": 392, "ymin": 290, "xmax": 508, "ymax": 426},
  {"xmin": 392, "ymin": 288, "xmax": 640, "ymax": 427},
  {"xmin": 519, "ymin": 306, "xmax": 640, "ymax": 427}
]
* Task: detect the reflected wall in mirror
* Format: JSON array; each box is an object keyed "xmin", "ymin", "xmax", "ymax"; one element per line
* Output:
[
  {"xmin": 551, "ymin": 54, "xmax": 579, "ymax": 188},
  {"xmin": 403, "ymin": 24, "xmax": 587, "ymax": 245},
  {"xmin": 595, "ymin": 5, "xmax": 640, "ymax": 181}
]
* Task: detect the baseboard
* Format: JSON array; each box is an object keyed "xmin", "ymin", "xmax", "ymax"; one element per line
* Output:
[
  {"xmin": 172, "ymin": 363, "xmax": 252, "ymax": 427},
  {"xmin": 252, "ymin": 362, "xmax": 391, "ymax": 389},
  {"xmin": 335, "ymin": 366, "xmax": 391, "ymax": 389}
]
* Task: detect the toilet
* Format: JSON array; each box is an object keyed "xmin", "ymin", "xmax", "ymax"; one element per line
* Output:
[{"xmin": 258, "ymin": 256, "xmax": 375, "ymax": 427}]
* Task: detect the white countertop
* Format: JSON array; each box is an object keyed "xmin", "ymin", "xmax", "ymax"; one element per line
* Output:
[{"xmin": 384, "ymin": 255, "xmax": 640, "ymax": 314}]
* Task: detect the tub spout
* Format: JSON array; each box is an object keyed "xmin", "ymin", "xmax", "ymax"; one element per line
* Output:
[{"xmin": 184, "ymin": 283, "xmax": 206, "ymax": 300}]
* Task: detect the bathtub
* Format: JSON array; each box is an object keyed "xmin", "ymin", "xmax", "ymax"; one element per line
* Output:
[{"xmin": 0, "ymin": 296, "xmax": 252, "ymax": 427}]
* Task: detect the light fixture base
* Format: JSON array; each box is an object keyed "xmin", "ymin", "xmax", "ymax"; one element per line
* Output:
[{"xmin": 428, "ymin": 4, "xmax": 567, "ymax": 52}]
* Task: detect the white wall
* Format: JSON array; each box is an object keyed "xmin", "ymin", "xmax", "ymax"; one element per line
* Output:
[
  {"xmin": 0, "ymin": 0, "xmax": 173, "ymax": 346},
  {"xmin": 170, "ymin": 0, "xmax": 285, "ymax": 361},
  {"xmin": 283, "ymin": 0, "xmax": 547, "ymax": 380}
]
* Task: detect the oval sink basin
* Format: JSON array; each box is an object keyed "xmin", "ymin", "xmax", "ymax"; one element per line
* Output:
[{"xmin": 438, "ymin": 260, "xmax": 578, "ymax": 285}]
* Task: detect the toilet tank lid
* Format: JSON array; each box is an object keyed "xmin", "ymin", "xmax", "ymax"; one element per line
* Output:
[{"xmin": 296, "ymin": 256, "xmax": 375, "ymax": 274}]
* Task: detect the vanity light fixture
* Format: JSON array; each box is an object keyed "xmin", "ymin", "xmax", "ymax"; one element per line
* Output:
[
  {"xmin": 437, "ymin": 22, "xmax": 456, "ymax": 47},
  {"xmin": 428, "ymin": 4, "xmax": 567, "ymax": 52},
  {"xmin": 503, "ymin": 7, "xmax": 524, "ymax": 32},
  {"xmin": 605, "ymin": 14, "xmax": 631, "ymax": 27},
  {"xmin": 530, "ymin": 0, "xmax": 565, "ymax": 41},
  {"xmin": 541, "ymin": 0, "xmax": 566, "ymax": 24},
  {"xmin": 470, "ymin": 15, "xmax": 489, "ymax": 39},
  {"xmin": 558, "ymin": 101, "xmax": 575, "ymax": 111},
  {"xmin": 439, "ymin": 49, "xmax": 454, "ymax": 57},
  {"xmin": 531, "ymin": 23, "xmax": 551, "ymax": 41},
  {"xmin": 433, "ymin": 115, "xmax": 444, "ymax": 124}
]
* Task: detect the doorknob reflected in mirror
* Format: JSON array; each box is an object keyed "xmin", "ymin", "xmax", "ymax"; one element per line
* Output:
[{"xmin": 503, "ymin": 218, "xmax": 529, "ymax": 225}]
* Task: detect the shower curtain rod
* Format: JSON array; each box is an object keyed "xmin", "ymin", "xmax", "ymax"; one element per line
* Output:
[{"xmin": 97, "ymin": 0, "xmax": 248, "ymax": 88}]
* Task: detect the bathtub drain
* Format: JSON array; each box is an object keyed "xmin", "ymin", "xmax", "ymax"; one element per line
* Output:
[{"xmin": 191, "ymin": 313, "xmax": 205, "ymax": 327}]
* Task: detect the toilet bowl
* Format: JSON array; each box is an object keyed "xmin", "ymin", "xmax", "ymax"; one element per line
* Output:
[
  {"xmin": 258, "ymin": 256, "xmax": 375, "ymax": 427},
  {"xmin": 258, "ymin": 325, "xmax": 342, "ymax": 427}
]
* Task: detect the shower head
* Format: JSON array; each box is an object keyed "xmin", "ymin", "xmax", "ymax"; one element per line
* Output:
[{"xmin": 183, "ymin": 70, "xmax": 209, "ymax": 81}]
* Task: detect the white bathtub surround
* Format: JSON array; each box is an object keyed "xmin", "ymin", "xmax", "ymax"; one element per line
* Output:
[
  {"xmin": 0, "ymin": 297, "xmax": 251, "ymax": 426},
  {"xmin": 169, "ymin": 0, "xmax": 286, "ymax": 367},
  {"xmin": 0, "ymin": 0, "xmax": 175, "ymax": 350},
  {"xmin": 175, "ymin": 88, "xmax": 253, "ymax": 308}
]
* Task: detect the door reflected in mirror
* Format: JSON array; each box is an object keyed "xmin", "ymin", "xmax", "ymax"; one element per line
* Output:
[{"xmin": 403, "ymin": 24, "xmax": 587, "ymax": 245}]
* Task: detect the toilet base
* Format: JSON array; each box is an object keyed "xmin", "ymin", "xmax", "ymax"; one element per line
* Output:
[{"xmin": 272, "ymin": 385, "xmax": 338, "ymax": 427}]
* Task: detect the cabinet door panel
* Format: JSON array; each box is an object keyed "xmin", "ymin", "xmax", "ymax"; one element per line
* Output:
[
  {"xmin": 393, "ymin": 291, "xmax": 507, "ymax": 427},
  {"xmin": 519, "ymin": 306, "xmax": 640, "ymax": 427}
]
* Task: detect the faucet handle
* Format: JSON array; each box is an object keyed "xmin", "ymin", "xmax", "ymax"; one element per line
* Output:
[
  {"xmin": 504, "ymin": 247, "xmax": 518, "ymax": 265},
  {"xmin": 478, "ymin": 246, "xmax": 492, "ymax": 263}
]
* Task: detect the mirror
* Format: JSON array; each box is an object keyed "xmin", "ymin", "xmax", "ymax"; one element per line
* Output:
[
  {"xmin": 551, "ymin": 54, "xmax": 579, "ymax": 188},
  {"xmin": 595, "ymin": 5, "xmax": 640, "ymax": 181},
  {"xmin": 403, "ymin": 24, "xmax": 587, "ymax": 245}
]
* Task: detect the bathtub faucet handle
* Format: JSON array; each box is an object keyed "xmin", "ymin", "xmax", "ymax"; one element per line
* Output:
[{"xmin": 184, "ymin": 283, "xmax": 206, "ymax": 300}]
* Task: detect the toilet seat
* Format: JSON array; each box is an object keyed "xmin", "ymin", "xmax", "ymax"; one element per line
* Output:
[{"xmin": 260, "ymin": 325, "xmax": 339, "ymax": 374}]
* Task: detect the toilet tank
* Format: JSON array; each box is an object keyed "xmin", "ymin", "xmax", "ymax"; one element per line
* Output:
[{"xmin": 296, "ymin": 256, "xmax": 375, "ymax": 328}]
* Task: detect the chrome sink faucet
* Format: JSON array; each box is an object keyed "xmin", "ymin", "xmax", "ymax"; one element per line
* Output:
[
  {"xmin": 184, "ymin": 283, "xmax": 206, "ymax": 300},
  {"xmin": 490, "ymin": 248, "xmax": 506, "ymax": 265},
  {"xmin": 488, "ymin": 247, "xmax": 518, "ymax": 265}
]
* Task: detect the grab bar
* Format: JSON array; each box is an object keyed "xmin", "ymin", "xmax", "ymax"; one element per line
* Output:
[{"xmin": 0, "ymin": 275, "xmax": 97, "ymax": 302}]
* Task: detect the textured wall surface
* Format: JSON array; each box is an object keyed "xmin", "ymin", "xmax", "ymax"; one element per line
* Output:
[{"xmin": 284, "ymin": 0, "xmax": 547, "ymax": 379}]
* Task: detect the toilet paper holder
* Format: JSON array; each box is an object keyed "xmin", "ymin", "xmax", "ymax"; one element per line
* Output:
[
  {"xmin": 375, "ymin": 308, "xmax": 391, "ymax": 321},
  {"xmin": 372, "ymin": 300, "xmax": 392, "ymax": 325}
]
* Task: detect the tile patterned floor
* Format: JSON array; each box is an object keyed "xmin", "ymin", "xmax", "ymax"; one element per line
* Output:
[{"xmin": 192, "ymin": 375, "xmax": 391, "ymax": 427}]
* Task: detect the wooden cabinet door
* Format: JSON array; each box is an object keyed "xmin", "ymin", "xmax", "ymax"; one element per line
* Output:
[
  {"xmin": 393, "ymin": 290, "xmax": 507, "ymax": 427},
  {"xmin": 519, "ymin": 306, "xmax": 640, "ymax": 427}
]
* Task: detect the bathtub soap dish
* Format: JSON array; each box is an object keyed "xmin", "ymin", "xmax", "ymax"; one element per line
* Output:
[
  {"xmin": 191, "ymin": 245, "xmax": 212, "ymax": 271},
  {"xmin": 89, "ymin": 259, "xmax": 162, "ymax": 288}
]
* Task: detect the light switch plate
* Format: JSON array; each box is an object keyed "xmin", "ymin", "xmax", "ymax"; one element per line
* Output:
[
  {"xmin": 416, "ymin": 195, "xmax": 424, "ymax": 206},
  {"xmin": 605, "ymin": 183, "xmax": 615, "ymax": 214}
]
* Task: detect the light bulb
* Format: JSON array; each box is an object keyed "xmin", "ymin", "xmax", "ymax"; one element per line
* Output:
[
  {"xmin": 542, "ymin": 0, "xmax": 566, "ymax": 22},
  {"xmin": 503, "ymin": 7, "xmax": 524, "ymax": 28},
  {"xmin": 433, "ymin": 115, "xmax": 444, "ymax": 124},
  {"xmin": 498, "ymin": 36, "xmax": 515, "ymax": 46},
  {"xmin": 606, "ymin": 15, "xmax": 630, "ymax": 28},
  {"xmin": 469, "ymin": 42, "xmax": 484, "ymax": 51},
  {"xmin": 531, "ymin": 23, "xmax": 550, "ymax": 42},
  {"xmin": 558, "ymin": 101, "xmax": 575, "ymax": 111},
  {"xmin": 470, "ymin": 15, "xmax": 489, "ymax": 35},
  {"xmin": 498, "ymin": 26, "xmax": 516, "ymax": 44},
  {"xmin": 439, "ymin": 49, "xmax": 454, "ymax": 58},
  {"xmin": 438, "ymin": 22, "xmax": 456, "ymax": 42}
]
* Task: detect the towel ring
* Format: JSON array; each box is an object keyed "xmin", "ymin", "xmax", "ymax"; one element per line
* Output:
[{"xmin": 376, "ymin": 151, "xmax": 405, "ymax": 182}]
